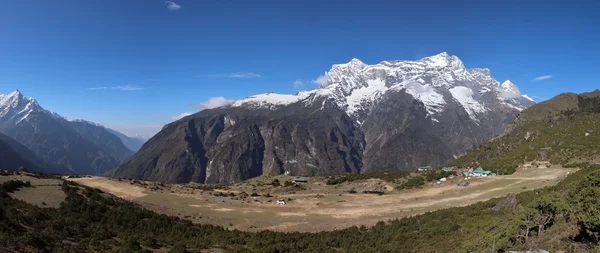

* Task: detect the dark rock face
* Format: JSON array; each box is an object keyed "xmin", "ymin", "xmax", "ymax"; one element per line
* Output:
[
  {"xmin": 110, "ymin": 104, "xmax": 364, "ymax": 184},
  {"xmin": 360, "ymin": 90, "xmax": 453, "ymax": 171}
]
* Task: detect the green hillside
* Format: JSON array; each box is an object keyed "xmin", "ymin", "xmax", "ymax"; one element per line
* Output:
[{"xmin": 446, "ymin": 90, "xmax": 600, "ymax": 174}]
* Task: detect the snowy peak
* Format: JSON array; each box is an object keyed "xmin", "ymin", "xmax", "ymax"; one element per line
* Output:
[
  {"xmin": 348, "ymin": 58, "xmax": 366, "ymax": 67},
  {"xmin": 0, "ymin": 90, "xmax": 107, "ymax": 127},
  {"xmin": 0, "ymin": 90, "xmax": 28, "ymax": 108},
  {"xmin": 419, "ymin": 52, "xmax": 464, "ymax": 69},
  {"xmin": 0, "ymin": 90, "xmax": 46, "ymax": 123},
  {"xmin": 332, "ymin": 58, "xmax": 366, "ymax": 69},
  {"xmin": 8, "ymin": 89, "xmax": 23, "ymax": 98},
  {"xmin": 501, "ymin": 80, "xmax": 520, "ymax": 96}
]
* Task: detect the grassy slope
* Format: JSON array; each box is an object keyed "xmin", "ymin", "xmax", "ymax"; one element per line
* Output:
[{"xmin": 445, "ymin": 90, "xmax": 600, "ymax": 174}]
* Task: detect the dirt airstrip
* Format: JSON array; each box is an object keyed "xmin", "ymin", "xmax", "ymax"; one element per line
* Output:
[{"xmin": 67, "ymin": 166, "xmax": 575, "ymax": 232}]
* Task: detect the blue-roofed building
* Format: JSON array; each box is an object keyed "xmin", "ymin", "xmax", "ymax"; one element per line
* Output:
[
  {"xmin": 293, "ymin": 177, "xmax": 308, "ymax": 183},
  {"xmin": 472, "ymin": 169, "xmax": 495, "ymax": 177}
]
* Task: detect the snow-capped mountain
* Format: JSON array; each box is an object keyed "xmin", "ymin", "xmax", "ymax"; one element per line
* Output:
[
  {"xmin": 113, "ymin": 53, "xmax": 535, "ymax": 184},
  {"xmin": 0, "ymin": 90, "xmax": 45, "ymax": 127},
  {"xmin": 0, "ymin": 90, "xmax": 136, "ymax": 175},
  {"xmin": 233, "ymin": 52, "xmax": 534, "ymax": 123}
]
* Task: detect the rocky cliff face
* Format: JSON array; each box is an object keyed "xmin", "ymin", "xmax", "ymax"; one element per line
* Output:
[
  {"xmin": 112, "ymin": 52, "xmax": 535, "ymax": 183},
  {"xmin": 109, "ymin": 102, "xmax": 364, "ymax": 183}
]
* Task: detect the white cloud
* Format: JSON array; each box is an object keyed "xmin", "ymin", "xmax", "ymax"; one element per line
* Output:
[
  {"xmin": 293, "ymin": 79, "xmax": 305, "ymax": 88},
  {"xmin": 85, "ymin": 85, "xmax": 146, "ymax": 91},
  {"xmin": 165, "ymin": 1, "xmax": 181, "ymax": 10},
  {"xmin": 190, "ymin": 96, "xmax": 235, "ymax": 110},
  {"xmin": 172, "ymin": 112, "xmax": 193, "ymax": 120},
  {"xmin": 312, "ymin": 73, "xmax": 330, "ymax": 88},
  {"xmin": 197, "ymin": 72, "xmax": 261, "ymax": 79},
  {"xmin": 533, "ymin": 75, "xmax": 552, "ymax": 81}
]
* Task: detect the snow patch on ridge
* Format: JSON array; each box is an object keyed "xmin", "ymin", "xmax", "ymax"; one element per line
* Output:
[
  {"xmin": 404, "ymin": 82, "xmax": 446, "ymax": 115},
  {"xmin": 521, "ymin": 94, "xmax": 535, "ymax": 102},
  {"xmin": 345, "ymin": 79, "xmax": 387, "ymax": 115},
  {"xmin": 503, "ymin": 101, "xmax": 525, "ymax": 111},
  {"xmin": 232, "ymin": 92, "xmax": 310, "ymax": 108},
  {"xmin": 449, "ymin": 86, "xmax": 487, "ymax": 121}
]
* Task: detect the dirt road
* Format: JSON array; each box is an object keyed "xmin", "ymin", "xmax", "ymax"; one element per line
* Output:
[{"xmin": 66, "ymin": 176, "xmax": 147, "ymax": 199}]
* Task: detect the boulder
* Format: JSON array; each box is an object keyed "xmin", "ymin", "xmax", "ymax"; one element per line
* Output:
[
  {"xmin": 537, "ymin": 151, "xmax": 548, "ymax": 161},
  {"xmin": 492, "ymin": 193, "xmax": 518, "ymax": 211}
]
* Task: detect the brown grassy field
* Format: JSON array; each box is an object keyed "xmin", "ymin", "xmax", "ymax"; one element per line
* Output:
[
  {"xmin": 67, "ymin": 165, "xmax": 575, "ymax": 232},
  {"xmin": 1, "ymin": 174, "xmax": 65, "ymax": 208}
]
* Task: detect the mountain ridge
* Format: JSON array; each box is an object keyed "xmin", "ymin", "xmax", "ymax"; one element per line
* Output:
[{"xmin": 0, "ymin": 90, "xmax": 136, "ymax": 175}]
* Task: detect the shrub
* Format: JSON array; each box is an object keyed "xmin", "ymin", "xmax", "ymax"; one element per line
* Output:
[{"xmin": 271, "ymin": 179, "xmax": 281, "ymax": 187}]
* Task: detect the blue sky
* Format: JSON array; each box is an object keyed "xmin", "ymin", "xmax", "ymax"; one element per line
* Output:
[{"xmin": 1, "ymin": 0, "xmax": 599, "ymax": 138}]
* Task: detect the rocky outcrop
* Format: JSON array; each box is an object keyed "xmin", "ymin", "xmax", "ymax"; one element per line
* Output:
[
  {"xmin": 537, "ymin": 151, "xmax": 549, "ymax": 161},
  {"xmin": 492, "ymin": 193, "xmax": 518, "ymax": 211}
]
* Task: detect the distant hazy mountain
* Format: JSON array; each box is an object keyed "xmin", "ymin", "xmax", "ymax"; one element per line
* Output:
[
  {"xmin": 0, "ymin": 90, "xmax": 134, "ymax": 175},
  {"xmin": 0, "ymin": 132, "xmax": 70, "ymax": 174},
  {"xmin": 111, "ymin": 53, "xmax": 535, "ymax": 184},
  {"xmin": 106, "ymin": 128, "xmax": 146, "ymax": 152}
]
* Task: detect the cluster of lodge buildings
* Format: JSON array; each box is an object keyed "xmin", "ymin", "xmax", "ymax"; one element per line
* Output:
[{"xmin": 419, "ymin": 166, "xmax": 497, "ymax": 177}]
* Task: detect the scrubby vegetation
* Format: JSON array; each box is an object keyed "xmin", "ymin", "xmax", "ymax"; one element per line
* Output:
[
  {"xmin": 326, "ymin": 170, "xmax": 412, "ymax": 185},
  {"xmin": 1, "ymin": 164, "xmax": 600, "ymax": 252},
  {"xmin": 397, "ymin": 175, "xmax": 425, "ymax": 189},
  {"xmin": 187, "ymin": 183, "xmax": 230, "ymax": 191},
  {"xmin": 326, "ymin": 169, "xmax": 454, "ymax": 192},
  {"xmin": 1, "ymin": 180, "xmax": 31, "ymax": 193}
]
